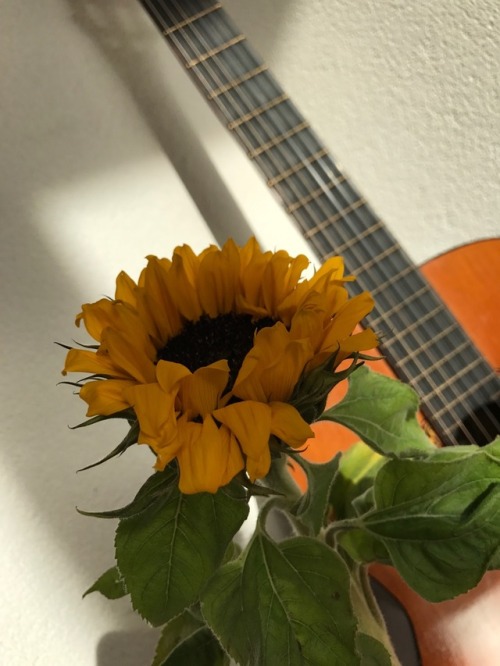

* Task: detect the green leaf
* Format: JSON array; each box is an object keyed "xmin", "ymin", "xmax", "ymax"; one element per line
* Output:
[
  {"xmin": 201, "ymin": 533, "xmax": 360, "ymax": 665},
  {"xmin": 151, "ymin": 610, "xmax": 229, "ymax": 666},
  {"xmin": 115, "ymin": 478, "xmax": 249, "ymax": 626},
  {"xmin": 291, "ymin": 452, "xmax": 341, "ymax": 535},
  {"xmin": 83, "ymin": 566, "xmax": 127, "ymax": 600},
  {"xmin": 319, "ymin": 366, "xmax": 434, "ymax": 456},
  {"xmin": 342, "ymin": 437, "xmax": 500, "ymax": 601}
]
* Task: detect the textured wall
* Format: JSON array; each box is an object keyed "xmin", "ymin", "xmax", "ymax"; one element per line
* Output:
[{"xmin": 0, "ymin": 1, "xmax": 498, "ymax": 664}]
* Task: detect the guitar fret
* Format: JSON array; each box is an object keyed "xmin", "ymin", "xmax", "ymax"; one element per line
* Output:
[
  {"xmin": 305, "ymin": 198, "xmax": 367, "ymax": 239},
  {"xmin": 286, "ymin": 177, "xmax": 346, "ymax": 214},
  {"xmin": 163, "ymin": 3, "xmax": 222, "ymax": 35},
  {"xmin": 208, "ymin": 64, "xmax": 269, "ymax": 98},
  {"xmin": 432, "ymin": 376, "xmax": 498, "ymax": 419},
  {"xmin": 267, "ymin": 149, "xmax": 328, "ymax": 187},
  {"xmin": 381, "ymin": 304, "xmax": 446, "ymax": 345},
  {"xmin": 369, "ymin": 284, "xmax": 432, "ymax": 329},
  {"xmin": 227, "ymin": 93, "xmax": 289, "ymax": 130},
  {"xmin": 334, "ymin": 220, "xmax": 384, "ymax": 256},
  {"xmin": 351, "ymin": 243, "xmax": 399, "ymax": 277},
  {"xmin": 186, "ymin": 34, "xmax": 246, "ymax": 69},
  {"xmin": 408, "ymin": 339, "xmax": 472, "ymax": 383},
  {"xmin": 247, "ymin": 121, "xmax": 310, "ymax": 158},
  {"xmin": 396, "ymin": 321, "xmax": 461, "ymax": 361},
  {"xmin": 423, "ymin": 356, "xmax": 485, "ymax": 399}
]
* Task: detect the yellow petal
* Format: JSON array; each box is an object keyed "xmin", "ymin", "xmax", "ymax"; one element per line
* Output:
[
  {"xmin": 270, "ymin": 402, "xmax": 314, "ymax": 448},
  {"xmin": 80, "ymin": 378, "xmax": 137, "ymax": 416},
  {"xmin": 324, "ymin": 292, "xmax": 374, "ymax": 343},
  {"xmin": 213, "ymin": 401, "xmax": 272, "ymax": 481},
  {"xmin": 167, "ymin": 246, "xmax": 203, "ymax": 321},
  {"xmin": 126, "ymin": 383, "xmax": 180, "ymax": 461},
  {"xmin": 76, "ymin": 299, "xmax": 116, "ymax": 341},
  {"xmin": 102, "ymin": 328, "xmax": 155, "ymax": 384},
  {"xmin": 198, "ymin": 246, "xmax": 239, "ymax": 317},
  {"xmin": 176, "ymin": 416, "xmax": 243, "ymax": 494},
  {"xmin": 140, "ymin": 257, "xmax": 183, "ymax": 342},
  {"xmin": 63, "ymin": 348, "xmax": 124, "ymax": 377},
  {"xmin": 115, "ymin": 271, "xmax": 138, "ymax": 306},
  {"xmin": 156, "ymin": 360, "xmax": 191, "ymax": 394},
  {"xmin": 234, "ymin": 324, "xmax": 313, "ymax": 402},
  {"xmin": 178, "ymin": 360, "xmax": 230, "ymax": 417},
  {"xmin": 336, "ymin": 328, "xmax": 379, "ymax": 364}
]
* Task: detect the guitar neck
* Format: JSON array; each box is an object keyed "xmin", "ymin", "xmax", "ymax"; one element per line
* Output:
[{"xmin": 139, "ymin": 0, "xmax": 500, "ymax": 446}]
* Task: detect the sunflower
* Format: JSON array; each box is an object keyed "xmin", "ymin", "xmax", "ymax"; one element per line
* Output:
[{"xmin": 63, "ymin": 238, "xmax": 377, "ymax": 493}]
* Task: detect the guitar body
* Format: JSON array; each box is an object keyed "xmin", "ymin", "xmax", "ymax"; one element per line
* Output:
[{"xmin": 307, "ymin": 237, "xmax": 500, "ymax": 666}]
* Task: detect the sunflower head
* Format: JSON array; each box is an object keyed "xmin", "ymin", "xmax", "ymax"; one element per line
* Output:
[{"xmin": 63, "ymin": 238, "xmax": 377, "ymax": 494}]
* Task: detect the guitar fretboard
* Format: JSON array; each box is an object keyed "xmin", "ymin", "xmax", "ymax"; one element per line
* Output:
[{"xmin": 140, "ymin": 0, "xmax": 500, "ymax": 446}]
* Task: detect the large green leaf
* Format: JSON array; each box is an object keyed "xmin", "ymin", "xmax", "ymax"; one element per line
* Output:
[
  {"xmin": 115, "ymin": 478, "xmax": 249, "ymax": 626},
  {"xmin": 319, "ymin": 367, "xmax": 434, "ymax": 456},
  {"xmin": 151, "ymin": 610, "xmax": 229, "ymax": 666},
  {"xmin": 339, "ymin": 437, "xmax": 500, "ymax": 601},
  {"xmin": 201, "ymin": 533, "xmax": 360, "ymax": 665}
]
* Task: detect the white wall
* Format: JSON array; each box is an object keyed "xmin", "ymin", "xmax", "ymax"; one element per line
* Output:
[{"xmin": 0, "ymin": 1, "xmax": 498, "ymax": 664}]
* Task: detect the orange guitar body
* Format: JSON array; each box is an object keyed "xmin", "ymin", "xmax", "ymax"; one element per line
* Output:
[{"xmin": 305, "ymin": 238, "xmax": 500, "ymax": 665}]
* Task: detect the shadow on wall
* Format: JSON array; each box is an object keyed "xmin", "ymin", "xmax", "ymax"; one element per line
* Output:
[
  {"xmin": 97, "ymin": 630, "xmax": 161, "ymax": 666},
  {"xmin": 68, "ymin": 0, "xmax": 266, "ymax": 247}
]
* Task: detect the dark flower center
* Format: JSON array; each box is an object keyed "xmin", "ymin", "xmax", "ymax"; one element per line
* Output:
[{"xmin": 156, "ymin": 313, "xmax": 275, "ymax": 390}]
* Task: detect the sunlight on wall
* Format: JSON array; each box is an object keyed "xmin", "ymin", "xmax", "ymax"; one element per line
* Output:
[{"xmin": 37, "ymin": 155, "xmax": 216, "ymax": 297}]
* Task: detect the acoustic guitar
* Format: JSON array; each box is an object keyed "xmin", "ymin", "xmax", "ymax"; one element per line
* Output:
[{"xmin": 135, "ymin": 1, "xmax": 500, "ymax": 663}]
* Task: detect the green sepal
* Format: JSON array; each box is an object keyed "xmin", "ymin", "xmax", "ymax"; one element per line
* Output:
[
  {"xmin": 83, "ymin": 566, "xmax": 127, "ymax": 600},
  {"xmin": 319, "ymin": 366, "xmax": 434, "ymax": 456},
  {"xmin": 115, "ymin": 477, "xmax": 249, "ymax": 626},
  {"xmin": 77, "ymin": 466, "xmax": 177, "ymax": 519},
  {"xmin": 69, "ymin": 408, "xmax": 136, "ymax": 429},
  {"xmin": 151, "ymin": 609, "xmax": 229, "ymax": 666},
  {"xmin": 291, "ymin": 353, "xmax": 363, "ymax": 423},
  {"xmin": 77, "ymin": 420, "xmax": 139, "ymax": 472},
  {"xmin": 201, "ymin": 533, "xmax": 360, "ymax": 665}
]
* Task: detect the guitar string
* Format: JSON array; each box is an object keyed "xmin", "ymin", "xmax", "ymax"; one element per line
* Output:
[
  {"xmin": 149, "ymin": 0, "xmax": 498, "ymax": 441},
  {"xmin": 157, "ymin": 0, "xmax": 498, "ymax": 442}
]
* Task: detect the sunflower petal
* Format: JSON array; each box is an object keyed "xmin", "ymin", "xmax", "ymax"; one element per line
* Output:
[
  {"xmin": 270, "ymin": 402, "xmax": 315, "ymax": 449},
  {"xmin": 63, "ymin": 348, "xmax": 123, "ymax": 377},
  {"xmin": 80, "ymin": 379, "xmax": 137, "ymax": 416},
  {"xmin": 179, "ymin": 360, "xmax": 230, "ymax": 417},
  {"xmin": 234, "ymin": 324, "xmax": 313, "ymax": 403},
  {"xmin": 213, "ymin": 401, "xmax": 272, "ymax": 481},
  {"xmin": 126, "ymin": 383, "xmax": 179, "ymax": 464}
]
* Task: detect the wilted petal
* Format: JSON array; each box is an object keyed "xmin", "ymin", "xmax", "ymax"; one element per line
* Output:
[{"xmin": 213, "ymin": 401, "xmax": 272, "ymax": 480}]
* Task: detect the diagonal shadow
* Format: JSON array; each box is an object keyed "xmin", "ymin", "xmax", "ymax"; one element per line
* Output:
[{"xmin": 67, "ymin": 0, "xmax": 258, "ymax": 247}]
